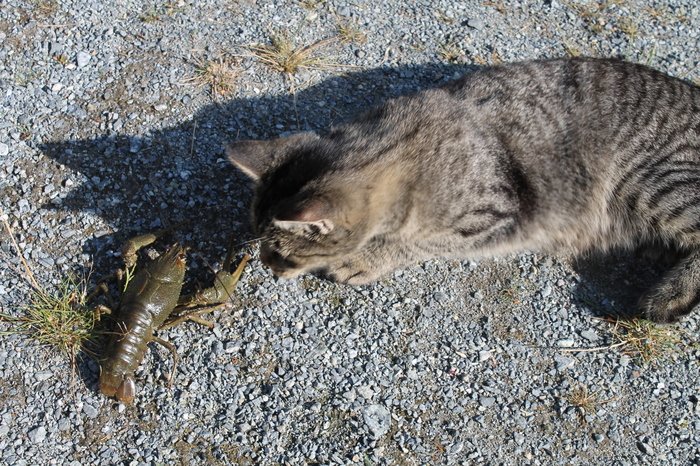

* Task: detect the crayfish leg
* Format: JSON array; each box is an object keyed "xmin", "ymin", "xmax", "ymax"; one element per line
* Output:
[
  {"xmin": 159, "ymin": 304, "xmax": 224, "ymax": 330},
  {"xmin": 86, "ymin": 281, "xmax": 119, "ymax": 311},
  {"xmin": 152, "ymin": 336, "xmax": 178, "ymax": 388},
  {"xmin": 178, "ymin": 254, "xmax": 250, "ymax": 307}
]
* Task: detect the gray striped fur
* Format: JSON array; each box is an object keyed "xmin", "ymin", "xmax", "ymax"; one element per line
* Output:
[{"xmin": 227, "ymin": 57, "xmax": 700, "ymax": 323}]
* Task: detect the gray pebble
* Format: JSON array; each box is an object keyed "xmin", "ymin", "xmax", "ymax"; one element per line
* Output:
[
  {"xmin": 580, "ymin": 329, "xmax": 598, "ymax": 342},
  {"xmin": 337, "ymin": 6, "xmax": 351, "ymax": 17},
  {"xmin": 35, "ymin": 370, "xmax": 53, "ymax": 381},
  {"xmin": 449, "ymin": 441, "xmax": 464, "ymax": 455},
  {"xmin": 541, "ymin": 285, "xmax": 552, "ymax": 297},
  {"xmin": 58, "ymin": 418, "xmax": 70, "ymax": 431},
  {"xmin": 362, "ymin": 404, "xmax": 391, "ymax": 438},
  {"xmin": 76, "ymin": 51, "xmax": 91, "ymax": 68},
  {"xmin": 28, "ymin": 426, "xmax": 46, "ymax": 444},
  {"xmin": 479, "ymin": 396, "xmax": 496, "ymax": 407},
  {"xmin": 130, "ymin": 137, "xmax": 143, "ymax": 153},
  {"xmin": 554, "ymin": 354, "xmax": 576, "ymax": 370},
  {"xmin": 637, "ymin": 442, "xmax": 655, "ymax": 455},
  {"xmin": 83, "ymin": 404, "xmax": 99, "ymax": 419},
  {"xmin": 0, "ymin": 143, "xmax": 8, "ymax": 156},
  {"xmin": 467, "ymin": 18, "xmax": 485, "ymax": 30}
]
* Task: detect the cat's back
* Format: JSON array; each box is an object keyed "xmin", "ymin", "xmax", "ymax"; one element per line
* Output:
[{"xmin": 334, "ymin": 58, "xmax": 700, "ymax": 167}]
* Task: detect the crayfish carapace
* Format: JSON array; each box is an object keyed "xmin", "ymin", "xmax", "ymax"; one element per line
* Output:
[{"xmin": 95, "ymin": 227, "xmax": 248, "ymax": 403}]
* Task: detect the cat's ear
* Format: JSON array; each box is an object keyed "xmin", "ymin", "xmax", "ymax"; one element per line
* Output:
[
  {"xmin": 273, "ymin": 199, "xmax": 334, "ymax": 235},
  {"xmin": 225, "ymin": 132, "xmax": 319, "ymax": 180}
]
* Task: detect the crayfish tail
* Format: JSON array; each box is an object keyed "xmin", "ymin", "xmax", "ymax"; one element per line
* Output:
[
  {"xmin": 116, "ymin": 377, "xmax": 136, "ymax": 403},
  {"xmin": 99, "ymin": 380, "xmax": 118, "ymax": 397}
]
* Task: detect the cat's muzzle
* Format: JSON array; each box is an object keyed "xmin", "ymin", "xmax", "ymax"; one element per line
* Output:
[{"xmin": 259, "ymin": 244, "xmax": 301, "ymax": 278}]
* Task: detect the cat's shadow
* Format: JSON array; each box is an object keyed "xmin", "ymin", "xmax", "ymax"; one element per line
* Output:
[
  {"xmin": 38, "ymin": 62, "xmax": 479, "ymax": 277},
  {"xmin": 569, "ymin": 246, "xmax": 673, "ymax": 319}
]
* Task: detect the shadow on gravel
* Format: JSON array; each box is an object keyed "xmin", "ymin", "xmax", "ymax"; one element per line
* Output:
[
  {"xmin": 570, "ymin": 246, "xmax": 673, "ymax": 319},
  {"xmin": 38, "ymin": 62, "xmax": 478, "ymax": 278}
]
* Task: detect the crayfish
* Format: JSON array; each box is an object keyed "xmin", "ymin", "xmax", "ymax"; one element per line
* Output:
[{"xmin": 95, "ymin": 225, "xmax": 248, "ymax": 403}]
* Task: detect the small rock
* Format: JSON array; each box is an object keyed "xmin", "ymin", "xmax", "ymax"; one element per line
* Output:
[
  {"xmin": 541, "ymin": 285, "xmax": 552, "ymax": 297},
  {"xmin": 0, "ymin": 143, "xmax": 7, "ymax": 156},
  {"xmin": 607, "ymin": 429, "xmax": 621, "ymax": 443},
  {"xmin": 514, "ymin": 432, "xmax": 525, "ymax": 445},
  {"xmin": 580, "ymin": 329, "xmax": 598, "ymax": 342},
  {"xmin": 129, "ymin": 137, "xmax": 143, "ymax": 153},
  {"xmin": 154, "ymin": 103, "xmax": 168, "ymax": 112},
  {"xmin": 238, "ymin": 422, "xmax": 251, "ymax": 433},
  {"xmin": 362, "ymin": 405, "xmax": 391, "ymax": 438},
  {"xmin": 354, "ymin": 49, "xmax": 366, "ymax": 58},
  {"xmin": 467, "ymin": 18, "xmax": 485, "ymax": 30},
  {"xmin": 50, "ymin": 41, "xmax": 63, "ymax": 55},
  {"xmin": 449, "ymin": 441, "xmax": 464, "ymax": 455},
  {"xmin": 83, "ymin": 404, "xmax": 99, "ymax": 419},
  {"xmin": 76, "ymin": 51, "xmax": 91, "ymax": 68},
  {"xmin": 554, "ymin": 354, "xmax": 576, "ymax": 370},
  {"xmin": 637, "ymin": 442, "xmax": 655, "ymax": 455},
  {"xmin": 35, "ymin": 370, "xmax": 53, "ymax": 381},
  {"xmin": 593, "ymin": 433, "xmax": 605, "ymax": 442},
  {"xmin": 28, "ymin": 426, "xmax": 46, "ymax": 444},
  {"xmin": 337, "ymin": 5, "xmax": 351, "ymax": 17},
  {"xmin": 357, "ymin": 385, "xmax": 374, "ymax": 400},
  {"xmin": 343, "ymin": 389, "xmax": 357, "ymax": 402},
  {"xmin": 479, "ymin": 396, "xmax": 496, "ymax": 408},
  {"xmin": 58, "ymin": 418, "xmax": 70, "ymax": 431},
  {"xmin": 556, "ymin": 339, "xmax": 575, "ymax": 348}
]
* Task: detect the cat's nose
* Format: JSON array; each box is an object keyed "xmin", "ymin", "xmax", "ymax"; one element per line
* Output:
[{"xmin": 260, "ymin": 246, "xmax": 296, "ymax": 274}]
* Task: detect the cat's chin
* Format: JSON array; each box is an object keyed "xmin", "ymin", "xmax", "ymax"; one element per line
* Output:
[{"xmin": 269, "ymin": 268, "xmax": 305, "ymax": 280}]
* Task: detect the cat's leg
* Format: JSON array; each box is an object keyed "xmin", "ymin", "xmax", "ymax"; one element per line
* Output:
[
  {"xmin": 325, "ymin": 239, "xmax": 422, "ymax": 285},
  {"xmin": 639, "ymin": 248, "xmax": 700, "ymax": 323}
]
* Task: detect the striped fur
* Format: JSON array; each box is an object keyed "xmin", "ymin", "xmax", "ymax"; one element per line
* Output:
[{"xmin": 227, "ymin": 57, "xmax": 700, "ymax": 323}]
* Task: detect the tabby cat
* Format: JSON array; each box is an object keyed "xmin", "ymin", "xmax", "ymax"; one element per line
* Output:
[{"xmin": 226, "ymin": 57, "xmax": 700, "ymax": 323}]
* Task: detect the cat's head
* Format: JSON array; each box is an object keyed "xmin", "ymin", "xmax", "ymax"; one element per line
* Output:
[{"xmin": 226, "ymin": 132, "xmax": 370, "ymax": 279}]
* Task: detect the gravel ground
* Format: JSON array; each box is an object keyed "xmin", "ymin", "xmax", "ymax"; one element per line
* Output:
[{"xmin": 1, "ymin": 1, "xmax": 700, "ymax": 465}]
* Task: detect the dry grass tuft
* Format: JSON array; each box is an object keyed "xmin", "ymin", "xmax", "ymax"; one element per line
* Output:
[
  {"xmin": 336, "ymin": 17, "xmax": 367, "ymax": 44},
  {"xmin": 299, "ymin": 0, "xmax": 326, "ymax": 10},
  {"xmin": 600, "ymin": 317, "xmax": 683, "ymax": 365},
  {"xmin": 438, "ymin": 42, "xmax": 465, "ymax": 63},
  {"xmin": 561, "ymin": 381, "xmax": 616, "ymax": 425},
  {"xmin": 244, "ymin": 33, "xmax": 339, "ymax": 75},
  {"xmin": 30, "ymin": 0, "xmax": 59, "ymax": 18},
  {"xmin": 182, "ymin": 56, "xmax": 241, "ymax": 97}
]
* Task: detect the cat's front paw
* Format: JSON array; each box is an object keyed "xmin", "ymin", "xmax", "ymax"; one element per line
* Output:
[{"xmin": 325, "ymin": 259, "xmax": 381, "ymax": 286}]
